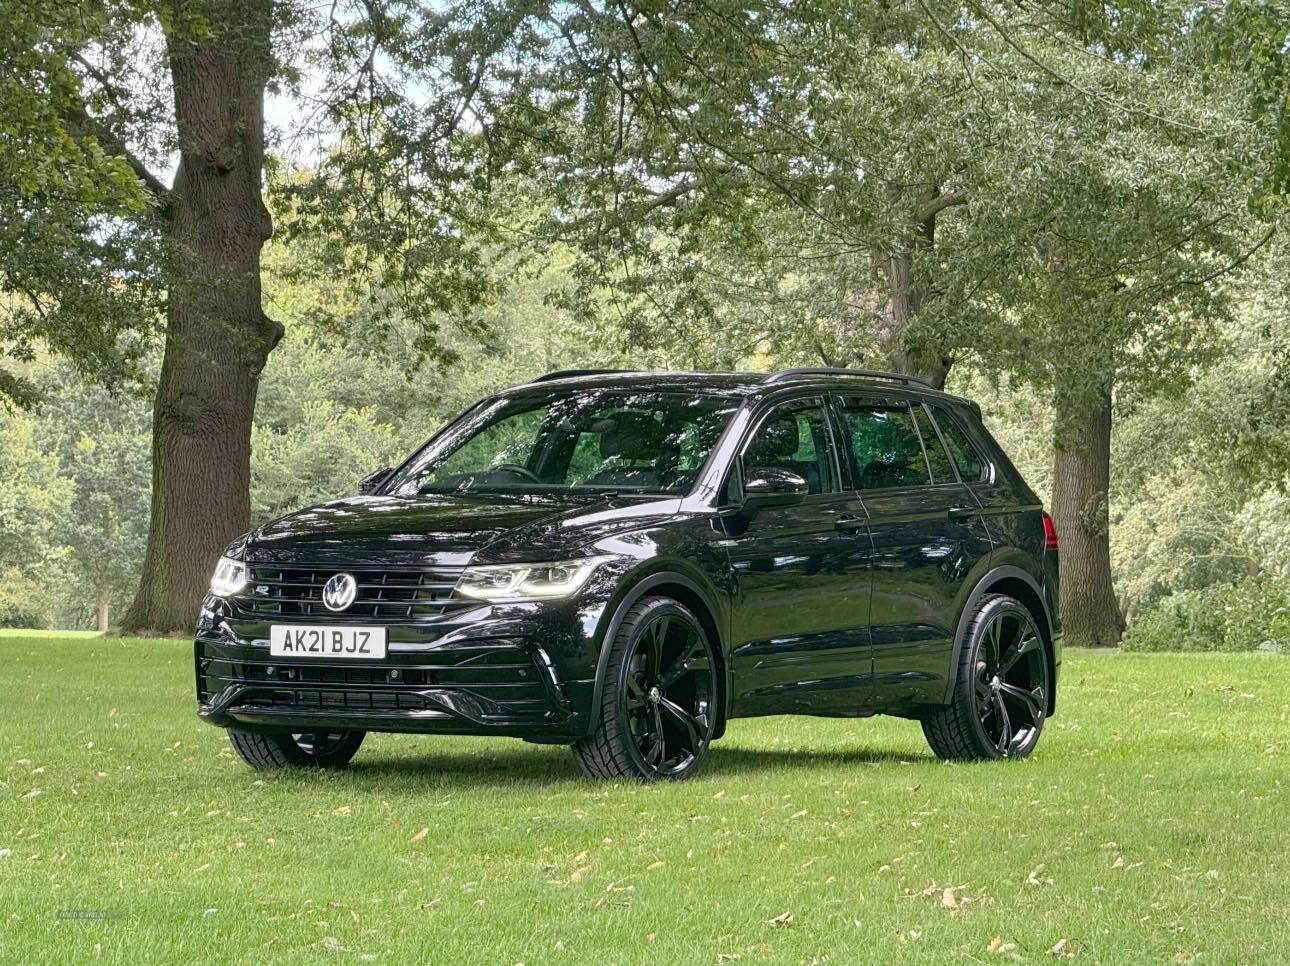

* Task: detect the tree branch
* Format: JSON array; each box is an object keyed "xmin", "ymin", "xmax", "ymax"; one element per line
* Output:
[
  {"xmin": 918, "ymin": 191, "xmax": 969, "ymax": 221},
  {"xmin": 1179, "ymin": 225, "xmax": 1279, "ymax": 287},
  {"xmin": 559, "ymin": 177, "xmax": 701, "ymax": 234},
  {"xmin": 70, "ymin": 52, "xmax": 129, "ymax": 103},
  {"xmin": 62, "ymin": 103, "xmax": 170, "ymax": 203}
]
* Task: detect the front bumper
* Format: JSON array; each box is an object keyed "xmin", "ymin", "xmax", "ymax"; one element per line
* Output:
[{"xmin": 194, "ymin": 599, "xmax": 601, "ymax": 742}]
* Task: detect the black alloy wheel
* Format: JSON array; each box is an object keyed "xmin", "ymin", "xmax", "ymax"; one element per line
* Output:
[
  {"xmin": 923, "ymin": 594, "xmax": 1049, "ymax": 761},
  {"xmin": 971, "ymin": 605, "xmax": 1048, "ymax": 756},
  {"xmin": 227, "ymin": 727, "xmax": 366, "ymax": 769},
  {"xmin": 573, "ymin": 597, "xmax": 717, "ymax": 780},
  {"xmin": 622, "ymin": 608, "xmax": 716, "ymax": 777}
]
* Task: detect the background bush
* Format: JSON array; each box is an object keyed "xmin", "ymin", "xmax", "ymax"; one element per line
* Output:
[{"xmin": 1121, "ymin": 578, "xmax": 1290, "ymax": 654}]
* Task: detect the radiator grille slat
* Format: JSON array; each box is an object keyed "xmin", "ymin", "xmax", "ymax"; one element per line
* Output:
[{"xmin": 231, "ymin": 564, "xmax": 467, "ymax": 621}]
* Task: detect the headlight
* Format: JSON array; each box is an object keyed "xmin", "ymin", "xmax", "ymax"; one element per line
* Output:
[
  {"xmin": 210, "ymin": 556, "xmax": 249, "ymax": 597},
  {"xmin": 455, "ymin": 556, "xmax": 612, "ymax": 602}
]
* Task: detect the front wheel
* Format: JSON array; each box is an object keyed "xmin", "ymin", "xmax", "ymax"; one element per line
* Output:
[
  {"xmin": 922, "ymin": 594, "xmax": 1049, "ymax": 761},
  {"xmin": 227, "ymin": 728, "xmax": 366, "ymax": 769},
  {"xmin": 572, "ymin": 596, "xmax": 718, "ymax": 780}
]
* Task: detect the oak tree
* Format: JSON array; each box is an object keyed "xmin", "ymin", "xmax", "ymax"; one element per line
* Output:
[{"xmin": 3, "ymin": 1, "xmax": 495, "ymax": 631}]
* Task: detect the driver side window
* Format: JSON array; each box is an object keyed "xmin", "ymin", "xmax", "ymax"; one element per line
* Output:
[{"xmin": 741, "ymin": 401, "xmax": 837, "ymax": 496}]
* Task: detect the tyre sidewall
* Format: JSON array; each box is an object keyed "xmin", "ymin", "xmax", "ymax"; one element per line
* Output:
[{"xmin": 227, "ymin": 727, "xmax": 365, "ymax": 769}]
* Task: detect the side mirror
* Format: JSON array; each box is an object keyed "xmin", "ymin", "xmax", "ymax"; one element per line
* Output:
[
  {"xmin": 359, "ymin": 466, "xmax": 394, "ymax": 494},
  {"xmin": 743, "ymin": 466, "xmax": 809, "ymax": 508}
]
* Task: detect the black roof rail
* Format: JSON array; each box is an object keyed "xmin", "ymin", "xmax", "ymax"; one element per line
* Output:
[
  {"xmin": 763, "ymin": 367, "xmax": 935, "ymax": 390},
  {"xmin": 530, "ymin": 368, "xmax": 628, "ymax": 383}
]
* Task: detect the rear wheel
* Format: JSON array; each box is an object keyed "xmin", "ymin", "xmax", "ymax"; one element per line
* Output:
[
  {"xmin": 227, "ymin": 728, "xmax": 366, "ymax": 769},
  {"xmin": 572, "ymin": 596, "xmax": 717, "ymax": 780},
  {"xmin": 923, "ymin": 594, "xmax": 1049, "ymax": 761}
]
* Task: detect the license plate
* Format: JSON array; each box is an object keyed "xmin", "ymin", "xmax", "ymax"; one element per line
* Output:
[{"xmin": 269, "ymin": 625, "xmax": 387, "ymax": 659}]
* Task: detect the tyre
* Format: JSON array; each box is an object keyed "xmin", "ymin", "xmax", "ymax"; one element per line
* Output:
[
  {"xmin": 922, "ymin": 594, "xmax": 1050, "ymax": 761},
  {"xmin": 227, "ymin": 728, "xmax": 366, "ymax": 769},
  {"xmin": 572, "ymin": 596, "xmax": 717, "ymax": 780}
]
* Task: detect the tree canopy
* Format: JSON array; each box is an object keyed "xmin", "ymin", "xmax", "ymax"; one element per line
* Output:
[{"xmin": 0, "ymin": 0, "xmax": 1285, "ymax": 635}]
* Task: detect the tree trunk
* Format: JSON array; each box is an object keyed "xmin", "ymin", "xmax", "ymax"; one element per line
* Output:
[
  {"xmin": 122, "ymin": 3, "xmax": 282, "ymax": 633},
  {"xmin": 876, "ymin": 206, "xmax": 954, "ymax": 389},
  {"xmin": 1051, "ymin": 381, "xmax": 1124, "ymax": 647},
  {"xmin": 96, "ymin": 595, "xmax": 110, "ymax": 633}
]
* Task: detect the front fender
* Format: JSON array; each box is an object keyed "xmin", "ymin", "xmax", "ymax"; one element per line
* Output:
[{"xmin": 586, "ymin": 564, "xmax": 731, "ymax": 731}]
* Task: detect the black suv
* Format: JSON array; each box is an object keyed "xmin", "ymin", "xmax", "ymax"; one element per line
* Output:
[{"xmin": 197, "ymin": 368, "xmax": 1061, "ymax": 779}]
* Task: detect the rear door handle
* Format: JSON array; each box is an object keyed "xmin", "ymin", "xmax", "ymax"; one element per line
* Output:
[
  {"xmin": 947, "ymin": 506, "xmax": 978, "ymax": 521},
  {"xmin": 834, "ymin": 514, "xmax": 866, "ymax": 532}
]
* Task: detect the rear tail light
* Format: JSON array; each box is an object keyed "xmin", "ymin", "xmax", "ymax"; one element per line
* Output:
[{"xmin": 1042, "ymin": 511, "xmax": 1059, "ymax": 551}]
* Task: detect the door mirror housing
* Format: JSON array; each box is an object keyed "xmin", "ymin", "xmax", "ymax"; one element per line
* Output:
[
  {"xmin": 359, "ymin": 466, "xmax": 394, "ymax": 494},
  {"xmin": 742, "ymin": 466, "xmax": 810, "ymax": 507}
]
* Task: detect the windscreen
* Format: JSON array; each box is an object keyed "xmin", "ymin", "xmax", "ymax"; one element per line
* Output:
[{"xmin": 383, "ymin": 389, "xmax": 742, "ymax": 497}]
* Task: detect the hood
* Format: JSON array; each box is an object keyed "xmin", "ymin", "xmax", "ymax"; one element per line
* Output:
[{"xmin": 245, "ymin": 492, "xmax": 683, "ymax": 566}]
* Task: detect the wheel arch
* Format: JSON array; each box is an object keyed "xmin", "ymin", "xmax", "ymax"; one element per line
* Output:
[
  {"xmin": 589, "ymin": 570, "xmax": 731, "ymax": 739},
  {"xmin": 944, "ymin": 565, "xmax": 1058, "ymax": 715}
]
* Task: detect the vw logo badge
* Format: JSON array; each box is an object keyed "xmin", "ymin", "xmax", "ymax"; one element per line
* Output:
[{"xmin": 322, "ymin": 573, "xmax": 358, "ymax": 612}]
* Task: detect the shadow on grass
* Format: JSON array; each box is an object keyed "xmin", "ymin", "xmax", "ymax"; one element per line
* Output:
[
  {"xmin": 706, "ymin": 745, "xmax": 934, "ymax": 775},
  {"xmin": 340, "ymin": 742, "xmax": 933, "ymax": 790}
]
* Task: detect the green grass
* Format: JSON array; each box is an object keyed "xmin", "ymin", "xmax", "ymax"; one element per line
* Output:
[
  {"xmin": 1, "ymin": 637, "xmax": 1286, "ymax": 964},
  {"xmin": 0, "ymin": 628, "xmax": 102, "ymax": 639}
]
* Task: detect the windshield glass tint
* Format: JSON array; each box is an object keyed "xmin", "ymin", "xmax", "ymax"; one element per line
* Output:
[{"xmin": 385, "ymin": 390, "xmax": 742, "ymax": 497}]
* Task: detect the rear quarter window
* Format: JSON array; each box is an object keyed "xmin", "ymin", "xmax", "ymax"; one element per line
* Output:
[
  {"xmin": 913, "ymin": 406, "xmax": 956, "ymax": 484},
  {"xmin": 931, "ymin": 406, "xmax": 988, "ymax": 482}
]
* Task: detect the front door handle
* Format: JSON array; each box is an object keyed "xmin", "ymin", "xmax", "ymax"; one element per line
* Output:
[
  {"xmin": 947, "ymin": 506, "xmax": 978, "ymax": 521},
  {"xmin": 834, "ymin": 514, "xmax": 866, "ymax": 532}
]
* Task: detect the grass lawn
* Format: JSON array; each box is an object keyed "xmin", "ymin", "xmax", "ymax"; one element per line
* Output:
[{"xmin": 0, "ymin": 636, "xmax": 1286, "ymax": 964}]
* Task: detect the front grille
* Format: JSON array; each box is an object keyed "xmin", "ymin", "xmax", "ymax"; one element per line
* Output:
[{"xmin": 231, "ymin": 565, "xmax": 466, "ymax": 621}]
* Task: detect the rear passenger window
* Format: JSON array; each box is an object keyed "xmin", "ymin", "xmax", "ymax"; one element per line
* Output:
[
  {"xmin": 913, "ymin": 406, "xmax": 956, "ymax": 484},
  {"xmin": 932, "ymin": 407, "xmax": 986, "ymax": 481},
  {"xmin": 839, "ymin": 400, "xmax": 931, "ymax": 489}
]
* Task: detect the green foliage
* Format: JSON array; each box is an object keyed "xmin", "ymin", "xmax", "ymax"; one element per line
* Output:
[
  {"xmin": 1235, "ymin": 486, "xmax": 1290, "ymax": 580},
  {"xmin": 36, "ymin": 375, "xmax": 152, "ymax": 624},
  {"xmin": 251, "ymin": 402, "xmax": 403, "ymax": 523},
  {"xmin": 953, "ymin": 262, "xmax": 1290, "ymax": 643},
  {"xmin": 0, "ymin": 0, "xmax": 515, "ymax": 414},
  {"xmin": 405, "ymin": 0, "xmax": 1266, "ymax": 388},
  {"xmin": 0, "ymin": 361, "xmax": 152, "ymax": 627},
  {"xmin": 1198, "ymin": 0, "xmax": 1290, "ymax": 212},
  {"xmin": 1102, "ymin": 257, "xmax": 1290, "ymax": 616},
  {"xmin": 0, "ymin": 223, "xmax": 622, "ymax": 626},
  {"xmin": 8, "ymin": 230, "xmax": 1290, "ymax": 632},
  {"xmin": 1111, "ymin": 473, "xmax": 1256, "ymax": 610},
  {"xmin": 0, "ymin": 568, "xmax": 58, "ymax": 629},
  {"xmin": 0, "ymin": 409, "xmax": 72, "ymax": 626},
  {"xmin": 949, "ymin": 370, "xmax": 1055, "ymax": 505},
  {"xmin": 0, "ymin": 411, "xmax": 68, "ymax": 565},
  {"xmin": 258, "ymin": 240, "xmax": 605, "ymax": 434},
  {"xmin": 1111, "ymin": 250, "xmax": 1290, "ymax": 493},
  {"xmin": 1121, "ymin": 578, "xmax": 1290, "ymax": 654},
  {"xmin": 1, "ymin": 0, "xmax": 1285, "ymax": 637},
  {"xmin": 0, "ymin": 0, "xmax": 167, "ymax": 407}
]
